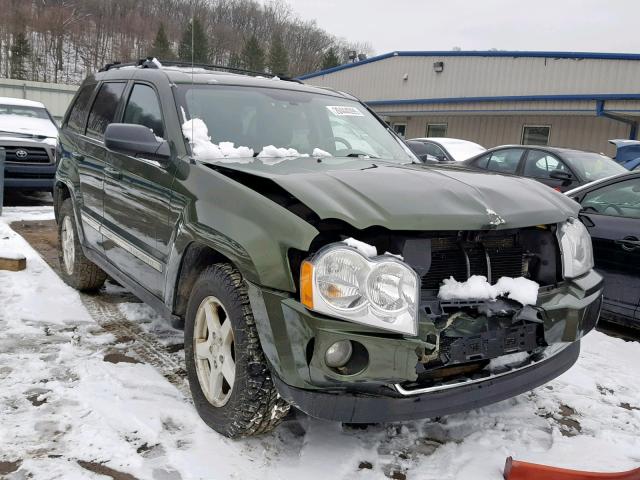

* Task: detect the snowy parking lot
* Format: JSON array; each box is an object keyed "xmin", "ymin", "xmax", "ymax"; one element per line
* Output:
[{"xmin": 1, "ymin": 205, "xmax": 639, "ymax": 480}]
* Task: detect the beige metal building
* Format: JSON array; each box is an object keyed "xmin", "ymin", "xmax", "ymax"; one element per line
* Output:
[
  {"xmin": 0, "ymin": 78, "xmax": 78, "ymax": 120},
  {"xmin": 299, "ymin": 51, "xmax": 640, "ymax": 156}
]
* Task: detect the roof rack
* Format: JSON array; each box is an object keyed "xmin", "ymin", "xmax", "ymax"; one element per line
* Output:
[{"xmin": 99, "ymin": 57, "xmax": 303, "ymax": 84}]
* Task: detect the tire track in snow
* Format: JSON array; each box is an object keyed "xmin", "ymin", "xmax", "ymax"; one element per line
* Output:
[{"xmin": 11, "ymin": 219, "xmax": 190, "ymax": 399}]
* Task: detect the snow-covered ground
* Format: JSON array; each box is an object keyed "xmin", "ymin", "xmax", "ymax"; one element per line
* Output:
[{"xmin": 1, "ymin": 206, "xmax": 639, "ymax": 480}]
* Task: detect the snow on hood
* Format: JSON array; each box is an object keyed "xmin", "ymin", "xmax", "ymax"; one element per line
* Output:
[
  {"xmin": 206, "ymin": 159, "xmax": 580, "ymax": 231},
  {"xmin": 182, "ymin": 118, "xmax": 254, "ymax": 162},
  {"xmin": 183, "ymin": 118, "xmax": 335, "ymax": 166},
  {"xmin": 0, "ymin": 115, "xmax": 57, "ymax": 139}
]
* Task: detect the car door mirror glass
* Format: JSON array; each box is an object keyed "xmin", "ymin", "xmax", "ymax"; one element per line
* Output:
[{"xmin": 104, "ymin": 123, "xmax": 170, "ymax": 162}]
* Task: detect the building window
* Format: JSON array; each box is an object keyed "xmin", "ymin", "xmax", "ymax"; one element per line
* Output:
[
  {"xmin": 522, "ymin": 125, "xmax": 551, "ymax": 146},
  {"xmin": 426, "ymin": 123, "xmax": 447, "ymax": 137},
  {"xmin": 392, "ymin": 123, "xmax": 407, "ymax": 138}
]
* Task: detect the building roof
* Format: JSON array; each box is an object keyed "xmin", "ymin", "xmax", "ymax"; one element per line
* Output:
[{"xmin": 298, "ymin": 50, "xmax": 640, "ymax": 80}]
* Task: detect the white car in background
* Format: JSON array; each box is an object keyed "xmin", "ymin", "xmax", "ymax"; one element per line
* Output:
[
  {"xmin": 0, "ymin": 97, "xmax": 58, "ymax": 191},
  {"xmin": 407, "ymin": 137, "xmax": 486, "ymax": 162}
]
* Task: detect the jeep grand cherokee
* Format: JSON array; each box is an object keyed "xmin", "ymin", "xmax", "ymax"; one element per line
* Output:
[{"xmin": 54, "ymin": 59, "xmax": 603, "ymax": 438}]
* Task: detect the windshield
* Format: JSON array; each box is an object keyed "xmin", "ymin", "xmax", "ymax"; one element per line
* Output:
[
  {"xmin": 0, "ymin": 105, "xmax": 49, "ymax": 120},
  {"xmin": 564, "ymin": 151, "xmax": 627, "ymax": 182},
  {"xmin": 176, "ymin": 84, "xmax": 415, "ymax": 163}
]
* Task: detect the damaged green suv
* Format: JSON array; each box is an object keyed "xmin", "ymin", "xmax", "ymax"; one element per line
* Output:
[{"xmin": 54, "ymin": 60, "xmax": 603, "ymax": 438}]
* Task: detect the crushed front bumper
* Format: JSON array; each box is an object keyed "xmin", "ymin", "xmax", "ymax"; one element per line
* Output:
[
  {"xmin": 247, "ymin": 269, "xmax": 603, "ymax": 422},
  {"xmin": 273, "ymin": 341, "xmax": 580, "ymax": 423}
]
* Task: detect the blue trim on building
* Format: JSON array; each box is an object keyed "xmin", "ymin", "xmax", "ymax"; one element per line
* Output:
[
  {"xmin": 298, "ymin": 50, "xmax": 640, "ymax": 80},
  {"xmin": 365, "ymin": 93, "xmax": 640, "ymax": 106}
]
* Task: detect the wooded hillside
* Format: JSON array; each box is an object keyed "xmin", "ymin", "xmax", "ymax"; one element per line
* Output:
[{"xmin": 0, "ymin": 0, "xmax": 372, "ymax": 84}]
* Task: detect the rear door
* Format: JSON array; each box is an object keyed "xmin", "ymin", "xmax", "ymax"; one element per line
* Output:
[
  {"xmin": 522, "ymin": 149, "xmax": 579, "ymax": 191},
  {"xmin": 578, "ymin": 176, "xmax": 640, "ymax": 323},
  {"xmin": 102, "ymin": 82, "xmax": 176, "ymax": 297},
  {"xmin": 63, "ymin": 82, "xmax": 128, "ymax": 249}
]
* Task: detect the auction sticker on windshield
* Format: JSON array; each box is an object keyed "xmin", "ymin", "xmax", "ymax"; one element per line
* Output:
[{"xmin": 327, "ymin": 106, "xmax": 364, "ymax": 116}]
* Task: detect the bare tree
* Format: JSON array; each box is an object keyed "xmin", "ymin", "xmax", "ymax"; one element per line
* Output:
[{"xmin": 0, "ymin": 0, "xmax": 372, "ymax": 84}]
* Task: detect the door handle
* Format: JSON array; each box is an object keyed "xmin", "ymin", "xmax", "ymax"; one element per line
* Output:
[
  {"xmin": 105, "ymin": 166, "xmax": 123, "ymax": 180},
  {"xmin": 71, "ymin": 152, "xmax": 84, "ymax": 161},
  {"xmin": 615, "ymin": 236, "xmax": 640, "ymax": 251}
]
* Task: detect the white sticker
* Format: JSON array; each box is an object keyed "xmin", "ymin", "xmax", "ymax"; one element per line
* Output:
[{"xmin": 326, "ymin": 105, "xmax": 364, "ymax": 117}]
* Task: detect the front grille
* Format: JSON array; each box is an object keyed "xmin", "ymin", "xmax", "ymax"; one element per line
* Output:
[
  {"xmin": 421, "ymin": 233, "xmax": 525, "ymax": 289},
  {"xmin": 6, "ymin": 171, "xmax": 54, "ymax": 179},
  {"xmin": 4, "ymin": 146, "xmax": 51, "ymax": 164}
]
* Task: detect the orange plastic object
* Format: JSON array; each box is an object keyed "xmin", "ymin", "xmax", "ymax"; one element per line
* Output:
[
  {"xmin": 504, "ymin": 457, "xmax": 640, "ymax": 480},
  {"xmin": 300, "ymin": 260, "xmax": 314, "ymax": 309}
]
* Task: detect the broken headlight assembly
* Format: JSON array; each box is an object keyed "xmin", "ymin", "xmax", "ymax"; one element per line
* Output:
[
  {"xmin": 300, "ymin": 244, "xmax": 420, "ymax": 335},
  {"xmin": 557, "ymin": 218, "xmax": 594, "ymax": 279}
]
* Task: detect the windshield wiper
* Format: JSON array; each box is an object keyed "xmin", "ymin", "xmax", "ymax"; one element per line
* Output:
[{"xmin": 345, "ymin": 153, "xmax": 379, "ymax": 159}]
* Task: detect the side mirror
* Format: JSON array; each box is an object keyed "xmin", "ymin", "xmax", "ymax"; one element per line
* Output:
[
  {"xmin": 104, "ymin": 123, "xmax": 170, "ymax": 162},
  {"xmin": 549, "ymin": 169, "xmax": 573, "ymax": 184}
]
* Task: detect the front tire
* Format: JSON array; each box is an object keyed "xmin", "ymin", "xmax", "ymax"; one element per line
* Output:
[
  {"xmin": 57, "ymin": 199, "xmax": 107, "ymax": 291},
  {"xmin": 184, "ymin": 263, "xmax": 290, "ymax": 438}
]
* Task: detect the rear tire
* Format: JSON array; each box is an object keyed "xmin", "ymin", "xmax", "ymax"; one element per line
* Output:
[
  {"xmin": 184, "ymin": 263, "xmax": 290, "ymax": 438},
  {"xmin": 57, "ymin": 199, "xmax": 107, "ymax": 291}
]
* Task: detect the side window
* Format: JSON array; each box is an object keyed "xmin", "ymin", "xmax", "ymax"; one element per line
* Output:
[
  {"xmin": 66, "ymin": 84, "xmax": 96, "ymax": 133},
  {"xmin": 421, "ymin": 143, "xmax": 445, "ymax": 158},
  {"xmin": 581, "ymin": 178, "xmax": 640, "ymax": 219},
  {"xmin": 486, "ymin": 149, "xmax": 524, "ymax": 174},
  {"xmin": 123, "ymin": 84, "xmax": 165, "ymax": 139},
  {"xmin": 86, "ymin": 82, "xmax": 126, "ymax": 140},
  {"xmin": 523, "ymin": 150, "xmax": 570, "ymax": 179},
  {"xmin": 474, "ymin": 153, "xmax": 491, "ymax": 169}
]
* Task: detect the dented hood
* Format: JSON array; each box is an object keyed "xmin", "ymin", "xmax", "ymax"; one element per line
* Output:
[{"xmin": 209, "ymin": 158, "xmax": 579, "ymax": 230}]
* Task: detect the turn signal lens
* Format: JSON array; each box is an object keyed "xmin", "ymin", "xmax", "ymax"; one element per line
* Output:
[{"xmin": 300, "ymin": 260, "xmax": 314, "ymax": 309}]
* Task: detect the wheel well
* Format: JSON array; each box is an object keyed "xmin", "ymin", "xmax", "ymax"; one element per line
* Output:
[
  {"xmin": 53, "ymin": 181, "xmax": 71, "ymax": 222},
  {"xmin": 173, "ymin": 242, "xmax": 233, "ymax": 318}
]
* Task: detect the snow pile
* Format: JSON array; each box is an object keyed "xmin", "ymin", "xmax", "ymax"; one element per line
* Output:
[
  {"xmin": 312, "ymin": 148, "xmax": 333, "ymax": 157},
  {"xmin": 438, "ymin": 275, "xmax": 539, "ymax": 306},
  {"xmin": 182, "ymin": 118, "xmax": 254, "ymax": 162},
  {"xmin": 343, "ymin": 238, "xmax": 377, "ymax": 257},
  {"xmin": 257, "ymin": 145, "xmax": 309, "ymax": 158}
]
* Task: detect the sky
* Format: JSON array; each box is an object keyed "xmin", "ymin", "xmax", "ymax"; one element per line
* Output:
[{"xmin": 276, "ymin": 0, "xmax": 636, "ymax": 56}]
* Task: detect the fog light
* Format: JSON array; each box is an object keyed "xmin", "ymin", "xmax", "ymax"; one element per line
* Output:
[{"xmin": 325, "ymin": 340, "xmax": 353, "ymax": 368}]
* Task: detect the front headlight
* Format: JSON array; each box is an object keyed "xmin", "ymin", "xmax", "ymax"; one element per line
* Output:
[
  {"xmin": 557, "ymin": 218, "xmax": 594, "ymax": 279},
  {"xmin": 300, "ymin": 244, "xmax": 420, "ymax": 335}
]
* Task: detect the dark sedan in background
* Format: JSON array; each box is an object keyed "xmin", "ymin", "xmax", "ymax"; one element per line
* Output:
[
  {"xmin": 567, "ymin": 171, "xmax": 640, "ymax": 328},
  {"xmin": 464, "ymin": 145, "xmax": 626, "ymax": 192}
]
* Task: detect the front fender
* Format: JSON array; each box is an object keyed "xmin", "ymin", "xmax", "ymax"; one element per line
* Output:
[{"xmin": 163, "ymin": 162, "xmax": 320, "ymax": 307}]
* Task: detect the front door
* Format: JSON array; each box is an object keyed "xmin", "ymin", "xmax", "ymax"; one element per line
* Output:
[
  {"xmin": 522, "ymin": 150, "xmax": 579, "ymax": 192},
  {"xmin": 579, "ymin": 176, "xmax": 640, "ymax": 322},
  {"xmin": 102, "ymin": 83, "xmax": 175, "ymax": 297}
]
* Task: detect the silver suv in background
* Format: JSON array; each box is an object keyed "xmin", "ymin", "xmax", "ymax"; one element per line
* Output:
[{"xmin": 0, "ymin": 97, "xmax": 58, "ymax": 191}]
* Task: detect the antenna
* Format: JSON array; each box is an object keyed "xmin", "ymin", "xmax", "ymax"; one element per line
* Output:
[{"xmin": 190, "ymin": 15, "xmax": 194, "ymax": 151}]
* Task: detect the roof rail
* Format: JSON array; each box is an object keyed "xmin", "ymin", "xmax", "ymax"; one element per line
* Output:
[
  {"xmin": 99, "ymin": 57, "xmax": 160, "ymax": 72},
  {"xmin": 158, "ymin": 60, "xmax": 303, "ymax": 83},
  {"xmin": 99, "ymin": 57, "xmax": 303, "ymax": 83}
]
